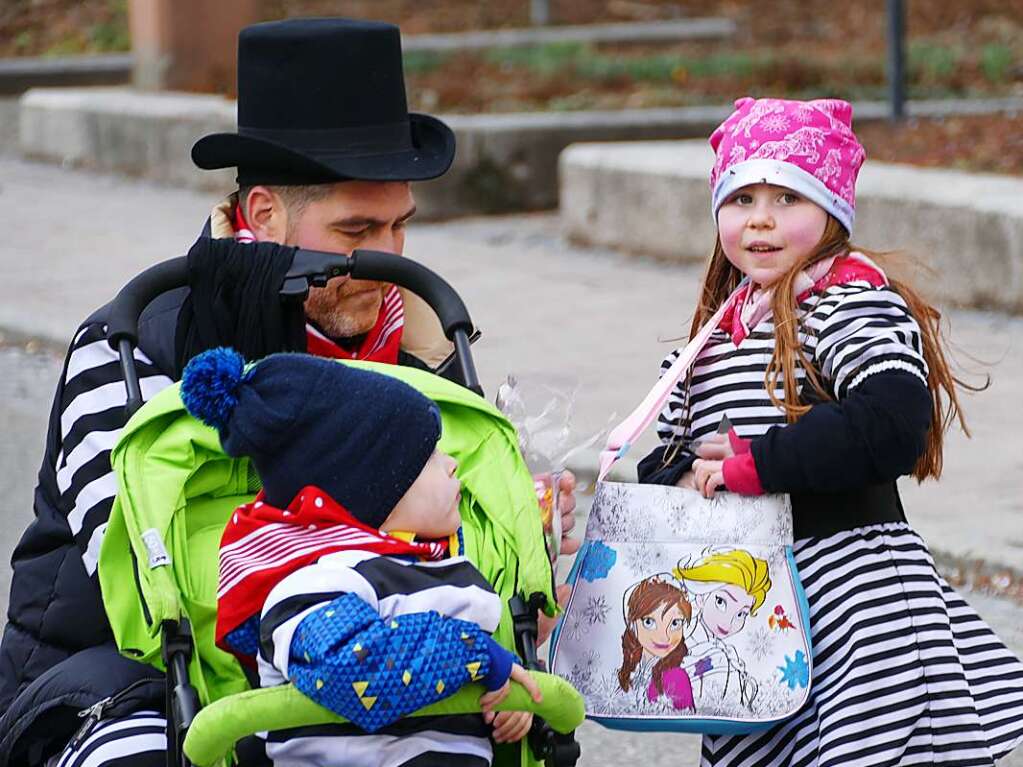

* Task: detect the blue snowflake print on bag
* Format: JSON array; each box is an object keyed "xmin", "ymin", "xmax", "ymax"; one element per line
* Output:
[
  {"xmin": 778, "ymin": 650, "xmax": 809, "ymax": 690},
  {"xmin": 579, "ymin": 541, "xmax": 617, "ymax": 582}
]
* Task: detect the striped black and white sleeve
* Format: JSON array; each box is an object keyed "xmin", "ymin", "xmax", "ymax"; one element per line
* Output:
[
  {"xmin": 811, "ymin": 283, "xmax": 929, "ymax": 399},
  {"xmin": 55, "ymin": 322, "xmax": 174, "ymax": 576},
  {"xmin": 655, "ymin": 348, "xmax": 690, "ymax": 444}
]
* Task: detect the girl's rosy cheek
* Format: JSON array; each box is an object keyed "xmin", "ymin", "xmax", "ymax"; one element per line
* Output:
[
  {"xmin": 783, "ymin": 207, "xmax": 829, "ymax": 253},
  {"xmin": 717, "ymin": 212, "xmax": 745, "ymax": 259}
]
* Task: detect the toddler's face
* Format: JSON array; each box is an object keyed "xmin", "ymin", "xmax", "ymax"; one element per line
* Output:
[
  {"xmin": 716, "ymin": 183, "xmax": 829, "ymax": 287},
  {"xmin": 381, "ymin": 450, "xmax": 462, "ymax": 538}
]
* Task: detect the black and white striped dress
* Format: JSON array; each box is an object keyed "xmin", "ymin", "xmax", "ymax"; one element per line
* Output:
[{"xmin": 653, "ymin": 281, "xmax": 1023, "ymax": 766}]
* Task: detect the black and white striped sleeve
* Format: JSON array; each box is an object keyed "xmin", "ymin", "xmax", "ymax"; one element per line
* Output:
[
  {"xmin": 655, "ymin": 348, "xmax": 690, "ymax": 444},
  {"xmin": 811, "ymin": 284, "xmax": 929, "ymax": 399},
  {"xmin": 257, "ymin": 551, "xmax": 380, "ymax": 683},
  {"xmin": 55, "ymin": 323, "xmax": 174, "ymax": 576}
]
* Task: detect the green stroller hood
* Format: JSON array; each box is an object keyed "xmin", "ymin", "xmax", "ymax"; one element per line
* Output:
[{"xmin": 99, "ymin": 360, "xmax": 557, "ymax": 710}]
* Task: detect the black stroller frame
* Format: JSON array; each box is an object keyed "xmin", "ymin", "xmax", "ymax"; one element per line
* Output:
[{"xmin": 105, "ymin": 247, "xmax": 580, "ymax": 767}]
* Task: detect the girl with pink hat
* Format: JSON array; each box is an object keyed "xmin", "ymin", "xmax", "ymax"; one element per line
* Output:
[{"xmin": 637, "ymin": 97, "xmax": 1023, "ymax": 765}]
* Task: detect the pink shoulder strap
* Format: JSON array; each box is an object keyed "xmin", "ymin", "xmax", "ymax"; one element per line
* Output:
[{"xmin": 597, "ymin": 297, "xmax": 733, "ymax": 481}]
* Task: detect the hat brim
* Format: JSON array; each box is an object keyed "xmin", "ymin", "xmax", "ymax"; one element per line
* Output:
[{"xmin": 191, "ymin": 113, "xmax": 455, "ymax": 183}]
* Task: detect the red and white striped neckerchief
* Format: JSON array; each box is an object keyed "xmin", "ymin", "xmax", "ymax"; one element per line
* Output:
[
  {"xmin": 232, "ymin": 204, "xmax": 405, "ymax": 364},
  {"xmin": 216, "ymin": 485, "xmax": 450, "ymax": 654}
]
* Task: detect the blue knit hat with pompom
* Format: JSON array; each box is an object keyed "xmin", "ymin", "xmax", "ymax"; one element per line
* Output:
[{"xmin": 180, "ymin": 348, "xmax": 441, "ymax": 527}]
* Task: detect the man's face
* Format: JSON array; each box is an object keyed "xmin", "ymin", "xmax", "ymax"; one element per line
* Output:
[{"xmin": 282, "ymin": 181, "xmax": 416, "ymax": 339}]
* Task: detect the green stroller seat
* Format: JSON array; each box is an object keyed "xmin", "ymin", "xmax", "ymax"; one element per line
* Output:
[{"xmin": 94, "ymin": 250, "xmax": 584, "ymax": 767}]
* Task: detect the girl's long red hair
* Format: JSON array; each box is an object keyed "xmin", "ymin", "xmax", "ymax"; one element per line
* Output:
[{"xmin": 684, "ymin": 216, "xmax": 984, "ymax": 481}]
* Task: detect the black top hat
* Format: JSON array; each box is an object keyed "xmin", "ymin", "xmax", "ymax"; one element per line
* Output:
[{"xmin": 192, "ymin": 18, "xmax": 455, "ymax": 184}]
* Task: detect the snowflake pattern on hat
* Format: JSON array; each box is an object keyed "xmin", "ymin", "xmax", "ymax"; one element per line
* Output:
[{"xmin": 708, "ymin": 97, "xmax": 866, "ymax": 232}]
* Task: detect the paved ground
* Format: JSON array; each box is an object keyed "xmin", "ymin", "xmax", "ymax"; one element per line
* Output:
[{"xmin": 0, "ymin": 156, "xmax": 1020, "ymax": 764}]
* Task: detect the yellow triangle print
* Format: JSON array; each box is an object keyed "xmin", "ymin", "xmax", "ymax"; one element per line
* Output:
[
  {"xmin": 315, "ymin": 679, "xmax": 324, "ymax": 690},
  {"xmin": 402, "ymin": 670, "xmax": 412, "ymax": 686},
  {"xmin": 465, "ymin": 661, "xmax": 482, "ymax": 679},
  {"xmin": 390, "ymin": 620, "xmax": 399, "ymax": 629},
  {"xmin": 352, "ymin": 643, "xmax": 362, "ymax": 654},
  {"xmin": 435, "ymin": 680, "xmax": 445, "ymax": 694},
  {"xmin": 360, "ymin": 696, "xmax": 377, "ymax": 711},
  {"xmin": 352, "ymin": 681, "xmax": 369, "ymax": 697}
]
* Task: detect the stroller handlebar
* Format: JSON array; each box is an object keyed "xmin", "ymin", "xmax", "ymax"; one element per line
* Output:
[
  {"xmin": 105, "ymin": 245, "xmax": 482, "ymax": 414},
  {"xmin": 105, "ymin": 247, "xmax": 476, "ymax": 348},
  {"xmin": 183, "ymin": 672, "xmax": 585, "ymax": 767}
]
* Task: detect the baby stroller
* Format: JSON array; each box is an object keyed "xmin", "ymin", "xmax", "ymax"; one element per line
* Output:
[{"xmin": 95, "ymin": 248, "xmax": 585, "ymax": 767}]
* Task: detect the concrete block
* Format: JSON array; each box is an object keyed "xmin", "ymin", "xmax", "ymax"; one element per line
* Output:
[
  {"xmin": 16, "ymin": 87, "xmax": 728, "ymax": 217},
  {"xmin": 19, "ymin": 87, "xmax": 236, "ymax": 193},
  {"xmin": 0, "ymin": 98, "xmax": 18, "ymax": 154},
  {"xmin": 560, "ymin": 140, "xmax": 1023, "ymax": 313},
  {"xmin": 415, "ymin": 107, "xmax": 726, "ymax": 219}
]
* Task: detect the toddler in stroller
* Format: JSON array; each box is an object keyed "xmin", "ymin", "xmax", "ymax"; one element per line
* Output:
[{"xmin": 179, "ymin": 347, "xmax": 543, "ymax": 766}]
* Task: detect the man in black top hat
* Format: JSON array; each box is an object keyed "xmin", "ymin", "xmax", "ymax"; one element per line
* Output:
[{"xmin": 0, "ymin": 18, "xmax": 576, "ymax": 767}]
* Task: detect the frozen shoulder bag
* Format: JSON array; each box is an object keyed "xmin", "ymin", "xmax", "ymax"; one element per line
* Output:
[{"xmin": 549, "ymin": 296, "xmax": 813, "ymax": 735}]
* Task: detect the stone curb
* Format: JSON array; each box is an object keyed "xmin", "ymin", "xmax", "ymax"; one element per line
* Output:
[
  {"xmin": 0, "ymin": 53, "xmax": 132, "ymax": 95},
  {"xmin": 561, "ymin": 140, "xmax": 1023, "ymax": 314},
  {"xmin": 16, "ymin": 87, "xmax": 725, "ymax": 217},
  {"xmin": 17, "ymin": 88, "xmax": 1023, "ymax": 220},
  {"xmin": 402, "ymin": 17, "xmax": 735, "ymax": 52}
]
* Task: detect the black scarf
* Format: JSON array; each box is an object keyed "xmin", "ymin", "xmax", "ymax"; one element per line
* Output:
[{"xmin": 174, "ymin": 237, "xmax": 306, "ymax": 375}]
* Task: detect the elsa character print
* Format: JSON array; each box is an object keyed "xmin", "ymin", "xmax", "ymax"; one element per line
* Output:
[
  {"xmin": 617, "ymin": 574, "xmax": 695, "ymax": 712},
  {"xmin": 674, "ymin": 549, "xmax": 771, "ymax": 711}
]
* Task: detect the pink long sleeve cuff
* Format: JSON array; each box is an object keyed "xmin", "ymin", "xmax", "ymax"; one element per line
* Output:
[{"xmin": 723, "ymin": 452, "xmax": 765, "ymax": 496}]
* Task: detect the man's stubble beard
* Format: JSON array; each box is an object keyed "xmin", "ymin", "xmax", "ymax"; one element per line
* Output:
[
  {"xmin": 283, "ymin": 218, "xmax": 386, "ymax": 341},
  {"xmin": 303, "ymin": 281, "xmax": 386, "ymax": 340}
]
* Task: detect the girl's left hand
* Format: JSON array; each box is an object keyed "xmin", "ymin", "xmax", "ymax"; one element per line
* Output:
[
  {"xmin": 693, "ymin": 432, "xmax": 735, "ymax": 461},
  {"xmin": 692, "ymin": 458, "xmax": 725, "ymax": 498},
  {"xmin": 486, "ymin": 710, "xmax": 535, "ymax": 743}
]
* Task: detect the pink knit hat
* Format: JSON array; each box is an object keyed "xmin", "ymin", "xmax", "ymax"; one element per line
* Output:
[{"xmin": 709, "ymin": 97, "xmax": 866, "ymax": 233}]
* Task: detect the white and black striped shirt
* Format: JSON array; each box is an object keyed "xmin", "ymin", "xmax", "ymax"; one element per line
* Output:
[{"xmin": 656, "ymin": 282, "xmax": 928, "ymax": 450}]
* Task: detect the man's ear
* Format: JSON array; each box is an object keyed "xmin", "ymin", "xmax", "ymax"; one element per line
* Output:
[{"xmin": 244, "ymin": 186, "xmax": 288, "ymax": 243}]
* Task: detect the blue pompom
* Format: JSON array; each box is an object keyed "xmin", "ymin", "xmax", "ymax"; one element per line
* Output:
[{"xmin": 181, "ymin": 348, "xmax": 246, "ymax": 432}]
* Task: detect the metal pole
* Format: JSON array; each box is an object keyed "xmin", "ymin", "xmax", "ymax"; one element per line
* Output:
[
  {"xmin": 530, "ymin": 0, "xmax": 550, "ymax": 26},
  {"xmin": 886, "ymin": 0, "xmax": 906, "ymax": 121}
]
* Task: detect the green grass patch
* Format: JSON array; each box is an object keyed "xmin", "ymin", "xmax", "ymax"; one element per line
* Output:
[
  {"xmin": 483, "ymin": 42, "xmax": 771, "ymax": 83},
  {"xmin": 908, "ymin": 40, "xmax": 959, "ymax": 80},
  {"xmin": 403, "ymin": 50, "xmax": 450, "ymax": 74},
  {"xmin": 981, "ymin": 43, "xmax": 1015, "ymax": 82}
]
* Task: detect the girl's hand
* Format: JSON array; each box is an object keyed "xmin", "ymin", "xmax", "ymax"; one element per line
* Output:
[
  {"xmin": 694, "ymin": 432, "xmax": 735, "ymax": 461},
  {"xmin": 676, "ymin": 470, "xmax": 697, "ymax": 489},
  {"xmin": 479, "ymin": 663, "xmax": 543, "ymax": 714},
  {"xmin": 486, "ymin": 710, "xmax": 534, "ymax": 743},
  {"xmin": 692, "ymin": 458, "xmax": 725, "ymax": 498}
]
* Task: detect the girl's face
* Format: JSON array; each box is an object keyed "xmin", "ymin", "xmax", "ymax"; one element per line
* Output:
[
  {"xmin": 716, "ymin": 183, "xmax": 829, "ymax": 287},
  {"xmin": 697, "ymin": 585, "xmax": 756, "ymax": 639},
  {"xmin": 634, "ymin": 602, "xmax": 688, "ymax": 658}
]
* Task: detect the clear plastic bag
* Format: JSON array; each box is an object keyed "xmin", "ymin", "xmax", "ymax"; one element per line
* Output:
[{"xmin": 496, "ymin": 375, "xmax": 610, "ymax": 568}]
